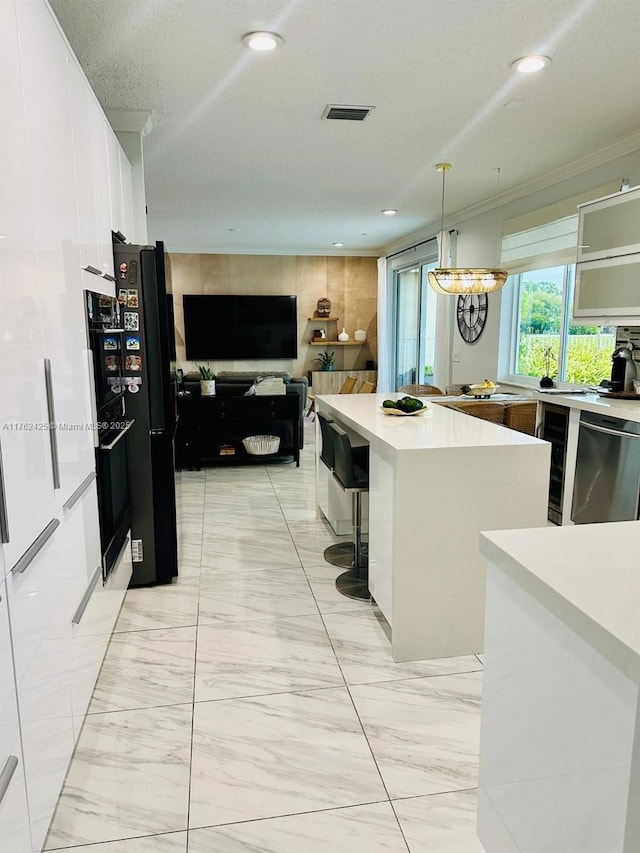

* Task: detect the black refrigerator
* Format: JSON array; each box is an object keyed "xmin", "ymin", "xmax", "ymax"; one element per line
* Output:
[{"xmin": 113, "ymin": 237, "xmax": 178, "ymax": 586}]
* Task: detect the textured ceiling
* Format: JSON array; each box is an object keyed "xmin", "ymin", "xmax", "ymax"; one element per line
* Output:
[{"xmin": 49, "ymin": 0, "xmax": 640, "ymax": 255}]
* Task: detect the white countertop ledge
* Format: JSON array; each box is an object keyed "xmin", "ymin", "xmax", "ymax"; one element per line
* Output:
[
  {"xmin": 480, "ymin": 521, "xmax": 640, "ymax": 683},
  {"xmin": 536, "ymin": 390, "xmax": 640, "ymax": 422},
  {"xmin": 316, "ymin": 393, "xmax": 545, "ymax": 451}
]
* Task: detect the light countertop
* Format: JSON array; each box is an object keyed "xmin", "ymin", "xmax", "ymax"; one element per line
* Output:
[
  {"xmin": 536, "ymin": 390, "xmax": 640, "ymax": 422},
  {"xmin": 316, "ymin": 393, "xmax": 545, "ymax": 452},
  {"xmin": 480, "ymin": 521, "xmax": 640, "ymax": 682}
]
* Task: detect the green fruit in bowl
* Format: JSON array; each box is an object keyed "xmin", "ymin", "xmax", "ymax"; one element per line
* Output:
[
  {"xmin": 383, "ymin": 399, "xmax": 399, "ymax": 409},
  {"xmin": 397, "ymin": 397, "xmax": 424, "ymax": 412}
]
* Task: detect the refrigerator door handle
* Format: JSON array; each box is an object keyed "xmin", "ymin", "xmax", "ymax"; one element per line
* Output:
[{"xmin": 43, "ymin": 358, "xmax": 61, "ymax": 489}]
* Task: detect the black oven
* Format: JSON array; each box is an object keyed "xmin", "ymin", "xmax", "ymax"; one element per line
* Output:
[
  {"xmin": 85, "ymin": 290, "xmax": 133, "ymax": 580},
  {"xmin": 95, "ymin": 397, "xmax": 134, "ymax": 580}
]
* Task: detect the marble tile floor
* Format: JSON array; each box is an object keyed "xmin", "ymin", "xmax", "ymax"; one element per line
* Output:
[{"xmin": 45, "ymin": 420, "xmax": 485, "ymax": 852}]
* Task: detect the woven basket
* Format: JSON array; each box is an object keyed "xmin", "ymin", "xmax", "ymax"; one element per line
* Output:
[{"xmin": 242, "ymin": 435, "xmax": 281, "ymax": 455}]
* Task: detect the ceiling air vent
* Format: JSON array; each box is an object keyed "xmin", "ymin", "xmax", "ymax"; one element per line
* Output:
[{"xmin": 322, "ymin": 104, "xmax": 374, "ymax": 121}]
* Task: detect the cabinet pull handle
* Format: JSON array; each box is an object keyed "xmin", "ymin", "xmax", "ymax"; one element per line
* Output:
[
  {"xmin": 71, "ymin": 565, "xmax": 102, "ymax": 624},
  {"xmin": 63, "ymin": 472, "xmax": 97, "ymax": 511},
  {"xmin": 102, "ymin": 273, "xmax": 116, "ymax": 282},
  {"xmin": 82, "ymin": 264, "xmax": 103, "ymax": 276},
  {"xmin": 12, "ymin": 518, "xmax": 60, "ymax": 575},
  {"xmin": 0, "ymin": 440, "xmax": 9, "ymax": 543},
  {"xmin": 0, "ymin": 755, "xmax": 19, "ymax": 806},
  {"xmin": 43, "ymin": 358, "xmax": 60, "ymax": 489}
]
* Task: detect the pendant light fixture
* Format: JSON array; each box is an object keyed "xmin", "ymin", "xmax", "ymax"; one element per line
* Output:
[{"xmin": 427, "ymin": 163, "xmax": 508, "ymax": 295}]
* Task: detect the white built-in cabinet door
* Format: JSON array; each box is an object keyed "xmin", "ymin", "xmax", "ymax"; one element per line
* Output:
[
  {"xmin": 107, "ymin": 128, "xmax": 125, "ymax": 234},
  {"xmin": 0, "ymin": 0, "xmax": 57, "ymax": 572},
  {"xmin": 17, "ymin": 0, "xmax": 96, "ymax": 506},
  {"xmin": 120, "ymin": 149, "xmax": 136, "ymax": 241},
  {"xmin": 66, "ymin": 52, "xmax": 100, "ymax": 271},
  {"xmin": 5, "ymin": 519, "xmax": 80, "ymax": 852},
  {"xmin": 88, "ymin": 112, "xmax": 115, "ymax": 279},
  {"xmin": 0, "ymin": 578, "xmax": 32, "ymax": 853}
]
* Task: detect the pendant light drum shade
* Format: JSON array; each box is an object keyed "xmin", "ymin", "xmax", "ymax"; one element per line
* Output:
[
  {"xmin": 427, "ymin": 268, "xmax": 508, "ymax": 294},
  {"xmin": 428, "ymin": 163, "xmax": 508, "ymax": 295}
]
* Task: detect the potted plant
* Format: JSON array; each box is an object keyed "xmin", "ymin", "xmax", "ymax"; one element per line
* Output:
[
  {"xmin": 539, "ymin": 346, "xmax": 555, "ymax": 389},
  {"xmin": 196, "ymin": 363, "xmax": 216, "ymax": 396},
  {"xmin": 313, "ymin": 348, "xmax": 336, "ymax": 371}
]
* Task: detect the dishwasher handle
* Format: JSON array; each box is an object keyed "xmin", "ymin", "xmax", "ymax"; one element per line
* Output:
[{"xmin": 579, "ymin": 421, "xmax": 640, "ymax": 440}]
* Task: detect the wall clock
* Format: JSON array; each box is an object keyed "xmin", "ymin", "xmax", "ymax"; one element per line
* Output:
[{"xmin": 456, "ymin": 294, "xmax": 488, "ymax": 343}]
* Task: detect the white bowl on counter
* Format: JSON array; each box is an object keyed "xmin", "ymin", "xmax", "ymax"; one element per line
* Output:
[{"xmin": 467, "ymin": 384, "xmax": 500, "ymax": 398}]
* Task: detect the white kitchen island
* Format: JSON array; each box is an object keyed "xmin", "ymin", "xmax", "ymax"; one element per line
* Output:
[
  {"xmin": 477, "ymin": 521, "xmax": 640, "ymax": 853},
  {"xmin": 316, "ymin": 393, "xmax": 550, "ymax": 661}
]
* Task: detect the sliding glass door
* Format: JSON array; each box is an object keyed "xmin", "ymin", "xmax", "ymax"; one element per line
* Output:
[{"xmin": 393, "ymin": 260, "xmax": 437, "ymax": 390}]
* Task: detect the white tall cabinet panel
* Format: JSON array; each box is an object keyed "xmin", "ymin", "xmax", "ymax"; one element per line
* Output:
[
  {"xmin": 0, "ymin": 577, "xmax": 32, "ymax": 853},
  {"xmin": 17, "ymin": 0, "xmax": 96, "ymax": 506},
  {"xmin": 0, "ymin": 0, "xmax": 57, "ymax": 572},
  {"xmin": 5, "ymin": 522, "xmax": 79, "ymax": 852},
  {"xmin": 120, "ymin": 149, "xmax": 136, "ymax": 240},
  {"xmin": 66, "ymin": 53, "xmax": 100, "ymax": 270},
  {"xmin": 89, "ymin": 113, "xmax": 116, "ymax": 280},
  {"xmin": 107, "ymin": 129, "xmax": 125, "ymax": 234}
]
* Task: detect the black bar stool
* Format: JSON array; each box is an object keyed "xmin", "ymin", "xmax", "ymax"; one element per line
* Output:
[
  {"xmin": 320, "ymin": 414, "xmax": 368, "ymax": 571},
  {"xmin": 327, "ymin": 422, "xmax": 370, "ymax": 601},
  {"xmin": 320, "ymin": 414, "xmax": 356, "ymax": 568}
]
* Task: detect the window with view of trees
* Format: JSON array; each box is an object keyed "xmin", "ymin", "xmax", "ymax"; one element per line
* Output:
[{"xmin": 514, "ymin": 264, "xmax": 616, "ymax": 384}]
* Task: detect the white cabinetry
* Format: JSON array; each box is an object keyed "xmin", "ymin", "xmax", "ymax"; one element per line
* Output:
[
  {"xmin": 0, "ymin": 578, "xmax": 32, "ymax": 853},
  {"xmin": 574, "ymin": 186, "xmax": 640, "ymax": 323},
  {"xmin": 1, "ymin": 1, "xmax": 137, "ymax": 847},
  {"xmin": 0, "ymin": 0, "xmax": 57, "ymax": 571},
  {"xmin": 5, "ymin": 521, "xmax": 77, "ymax": 852}
]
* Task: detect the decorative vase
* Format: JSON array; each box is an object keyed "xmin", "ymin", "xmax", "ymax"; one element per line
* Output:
[
  {"xmin": 354, "ymin": 328, "xmax": 366, "ymax": 342},
  {"xmin": 338, "ymin": 328, "xmax": 350, "ymax": 342},
  {"xmin": 200, "ymin": 379, "xmax": 216, "ymax": 396}
]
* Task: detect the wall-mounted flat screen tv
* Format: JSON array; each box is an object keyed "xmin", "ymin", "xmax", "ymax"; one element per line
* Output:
[{"xmin": 183, "ymin": 294, "xmax": 298, "ymax": 360}]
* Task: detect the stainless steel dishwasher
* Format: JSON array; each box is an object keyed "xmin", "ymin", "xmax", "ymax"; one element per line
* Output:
[{"xmin": 571, "ymin": 411, "xmax": 640, "ymax": 524}]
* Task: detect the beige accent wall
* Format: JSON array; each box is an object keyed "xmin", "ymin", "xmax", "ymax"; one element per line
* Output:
[{"xmin": 166, "ymin": 253, "xmax": 378, "ymax": 378}]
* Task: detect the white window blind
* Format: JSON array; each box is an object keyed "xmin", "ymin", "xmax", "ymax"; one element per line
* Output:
[
  {"xmin": 500, "ymin": 180, "xmax": 618, "ymax": 273},
  {"xmin": 500, "ymin": 214, "xmax": 578, "ymax": 273}
]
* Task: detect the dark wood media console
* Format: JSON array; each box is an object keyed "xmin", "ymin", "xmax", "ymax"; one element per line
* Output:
[{"xmin": 175, "ymin": 394, "xmax": 301, "ymax": 469}]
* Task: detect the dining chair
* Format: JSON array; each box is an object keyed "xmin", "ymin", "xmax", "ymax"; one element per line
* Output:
[
  {"xmin": 358, "ymin": 380, "xmax": 376, "ymax": 393},
  {"xmin": 397, "ymin": 383, "xmax": 443, "ymax": 396},
  {"xmin": 306, "ymin": 375, "xmax": 358, "ymax": 419},
  {"xmin": 339, "ymin": 376, "xmax": 358, "ymax": 394}
]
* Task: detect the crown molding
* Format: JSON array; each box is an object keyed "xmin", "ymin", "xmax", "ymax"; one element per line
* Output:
[{"xmin": 382, "ymin": 131, "xmax": 640, "ymax": 258}]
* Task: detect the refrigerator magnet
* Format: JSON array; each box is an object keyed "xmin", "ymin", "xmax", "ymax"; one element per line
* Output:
[
  {"xmin": 125, "ymin": 355, "xmax": 142, "ymax": 371},
  {"xmin": 126, "ymin": 336, "xmax": 140, "ymax": 350},
  {"xmin": 104, "ymin": 355, "xmax": 120, "ymax": 372},
  {"xmin": 118, "ymin": 288, "xmax": 127, "ymax": 304},
  {"xmin": 103, "ymin": 336, "xmax": 119, "ymax": 351},
  {"xmin": 126, "ymin": 289, "xmax": 139, "ymax": 308},
  {"xmin": 124, "ymin": 313, "xmax": 139, "ymax": 331},
  {"xmin": 119, "ymin": 262, "xmax": 128, "ymax": 279},
  {"xmin": 124, "ymin": 377, "xmax": 141, "ymax": 392}
]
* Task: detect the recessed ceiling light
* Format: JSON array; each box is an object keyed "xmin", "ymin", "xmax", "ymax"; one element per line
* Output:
[
  {"xmin": 511, "ymin": 55, "xmax": 551, "ymax": 73},
  {"xmin": 241, "ymin": 31, "xmax": 283, "ymax": 51},
  {"xmin": 332, "ymin": 242, "xmax": 344, "ymax": 247},
  {"xmin": 381, "ymin": 209, "xmax": 398, "ymax": 216},
  {"xmin": 228, "ymin": 227, "xmax": 240, "ymax": 232}
]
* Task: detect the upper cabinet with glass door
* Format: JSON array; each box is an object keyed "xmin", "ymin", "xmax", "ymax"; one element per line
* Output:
[
  {"xmin": 573, "ymin": 186, "xmax": 640, "ymax": 323},
  {"xmin": 576, "ymin": 186, "xmax": 640, "ymax": 262}
]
